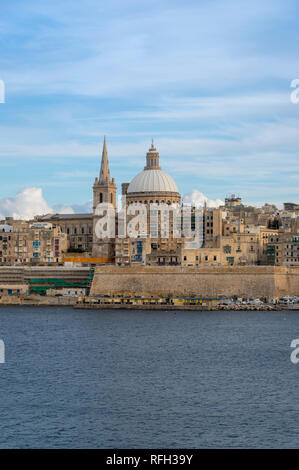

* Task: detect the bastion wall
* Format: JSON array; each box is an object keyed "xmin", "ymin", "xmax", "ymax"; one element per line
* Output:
[{"xmin": 90, "ymin": 265, "xmax": 299, "ymax": 298}]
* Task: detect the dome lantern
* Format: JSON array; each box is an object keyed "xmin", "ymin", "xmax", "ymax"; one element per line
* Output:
[{"xmin": 144, "ymin": 139, "xmax": 161, "ymax": 170}]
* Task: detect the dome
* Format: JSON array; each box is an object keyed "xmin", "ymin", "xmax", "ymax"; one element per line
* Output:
[{"xmin": 127, "ymin": 169, "xmax": 179, "ymax": 194}]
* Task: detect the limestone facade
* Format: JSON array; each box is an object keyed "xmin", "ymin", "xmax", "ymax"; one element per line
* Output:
[{"xmin": 0, "ymin": 219, "xmax": 68, "ymax": 265}]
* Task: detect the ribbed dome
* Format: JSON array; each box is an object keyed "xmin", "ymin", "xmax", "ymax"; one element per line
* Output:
[{"xmin": 127, "ymin": 169, "xmax": 179, "ymax": 194}]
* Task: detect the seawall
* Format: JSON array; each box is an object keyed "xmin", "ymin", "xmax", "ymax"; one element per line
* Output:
[
  {"xmin": 0, "ymin": 295, "xmax": 77, "ymax": 306},
  {"xmin": 90, "ymin": 265, "xmax": 299, "ymax": 298}
]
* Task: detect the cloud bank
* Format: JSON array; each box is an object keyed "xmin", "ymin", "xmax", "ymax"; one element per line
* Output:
[
  {"xmin": 0, "ymin": 188, "xmax": 92, "ymax": 220},
  {"xmin": 183, "ymin": 189, "xmax": 224, "ymax": 208}
]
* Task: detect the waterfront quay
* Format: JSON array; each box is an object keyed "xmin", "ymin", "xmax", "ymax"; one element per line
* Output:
[{"xmin": 74, "ymin": 295, "xmax": 297, "ymax": 311}]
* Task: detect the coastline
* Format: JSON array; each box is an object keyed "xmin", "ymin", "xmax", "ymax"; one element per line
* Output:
[
  {"xmin": 74, "ymin": 303, "xmax": 298, "ymax": 311},
  {"xmin": 0, "ymin": 298, "xmax": 297, "ymax": 311}
]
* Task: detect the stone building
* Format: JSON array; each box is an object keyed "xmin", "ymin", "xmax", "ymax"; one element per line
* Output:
[
  {"xmin": 36, "ymin": 213, "xmax": 93, "ymax": 253},
  {"xmin": 0, "ymin": 220, "xmax": 68, "ymax": 265},
  {"xmin": 267, "ymin": 232, "xmax": 299, "ymax": 267}
]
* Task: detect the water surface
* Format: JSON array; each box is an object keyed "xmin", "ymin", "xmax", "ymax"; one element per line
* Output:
[{"xmin": 0, "ymin": 306, "xmax": 298, "ymax": 448}]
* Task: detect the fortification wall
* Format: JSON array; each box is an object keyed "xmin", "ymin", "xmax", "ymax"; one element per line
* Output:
[{"xmin": 90, "ymin": 265, "xmax": 299, "ymax": 298}]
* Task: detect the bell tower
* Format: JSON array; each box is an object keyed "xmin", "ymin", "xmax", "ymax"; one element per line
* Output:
[
  {"xmin": 93, "ymin": 136, "xmax": 117, "ymax": 210},
  {"xmin": 92, "ymin": 137, "xmax": 117, "ymax": 260}
]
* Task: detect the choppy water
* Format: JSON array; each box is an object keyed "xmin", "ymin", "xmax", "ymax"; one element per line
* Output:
[{"xmin": 0, "ymin": 306, "xmax": 299, "ymax": 448}]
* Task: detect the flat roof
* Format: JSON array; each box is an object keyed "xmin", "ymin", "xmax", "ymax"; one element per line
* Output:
[{"xmin": 38, "ymin": 213, "xmax": 93, "ymax": 220}]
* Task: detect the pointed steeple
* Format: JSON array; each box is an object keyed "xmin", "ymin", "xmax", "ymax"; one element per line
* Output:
[{"xmin": 99, "ymin": 136, "xmax": 111, "ymax": 183}]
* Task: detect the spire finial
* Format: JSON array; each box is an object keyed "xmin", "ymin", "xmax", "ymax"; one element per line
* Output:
[{"xmin": 99, "ymin": 136, "xmax": 111, "ymax": 183}]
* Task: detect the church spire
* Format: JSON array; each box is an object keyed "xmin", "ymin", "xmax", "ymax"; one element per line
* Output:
[{"xmin": 99, "ymin": 136, "xmax": 111, "ymax": 183}]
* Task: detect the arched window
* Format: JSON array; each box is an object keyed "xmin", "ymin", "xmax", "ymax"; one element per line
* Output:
[
  {"xmin": 99, "ymin": 193, "xmax": 103, "ymax": 203},
  {"xmin": 111, "ymin": 193, "xmax": 113, "ymax": 203}
]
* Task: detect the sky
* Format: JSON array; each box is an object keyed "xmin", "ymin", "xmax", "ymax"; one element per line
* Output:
[{"xmin": 0, "ymin": 0, "xmax": 299, "ymax": 218}]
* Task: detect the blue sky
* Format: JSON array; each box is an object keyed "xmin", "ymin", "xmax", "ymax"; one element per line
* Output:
[{"xmin": 0, "ymin": 0, "xmax": 299, "ymax": 215}]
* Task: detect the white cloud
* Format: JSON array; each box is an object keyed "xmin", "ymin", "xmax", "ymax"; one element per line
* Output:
[
  {"xmin": 0, "ymin": 187, "xmax": 92, "ymax": 221},
  {"xmin": 52, "ymin": 201, "xmax": 93, "ymax": 214},
  {"xmin": 183, "ymin": 189, "xmax": 224, "ymax": 208},
  {"xmin": 52, "ymin": 204, "xmax": 75, "ymax": 214},
  {"xmin": 0, "ymin": 188, "xmax": 53, "ymax": 220},
  {"xmin": 70, "ymin": 201, "xmax": 93, "ymax": 213}
]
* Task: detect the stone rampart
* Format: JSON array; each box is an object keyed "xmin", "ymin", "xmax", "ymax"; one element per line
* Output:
[{"xmin": 90, "ymin": 265, "xmax": 299, "ymax": 298}]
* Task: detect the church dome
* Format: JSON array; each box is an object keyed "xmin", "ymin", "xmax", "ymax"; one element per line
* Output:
[
  {"xmin": 127, "ymin": 169, "xmax": 179, "ymax": 194},
  {"xmin": 127, "ymin": 141, "xmax": 180, "ymax": 195}
]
